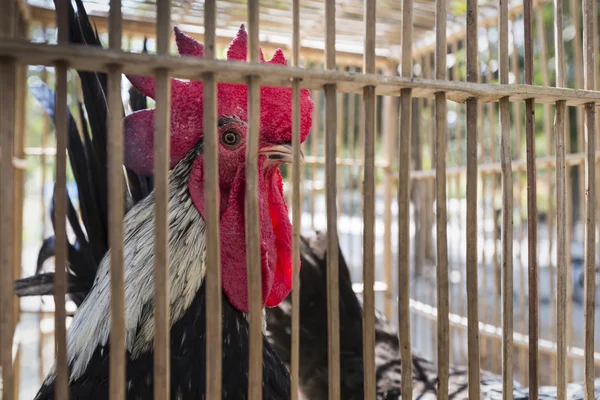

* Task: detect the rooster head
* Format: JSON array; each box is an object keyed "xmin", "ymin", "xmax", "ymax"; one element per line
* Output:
[{"xmin": 122, "ymin": 26, "xmax": 314, "ymax": 313}]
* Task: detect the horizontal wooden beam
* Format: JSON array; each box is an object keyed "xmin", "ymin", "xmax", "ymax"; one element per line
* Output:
[{"xmin": 2, "ymin": 40, "xmax": 600, "ymax": 106}]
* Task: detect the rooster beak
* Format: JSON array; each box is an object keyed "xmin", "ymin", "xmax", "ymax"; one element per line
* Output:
[{"xmin": 259, "ymin": 143, "xmax": 305, "ymax": 165}]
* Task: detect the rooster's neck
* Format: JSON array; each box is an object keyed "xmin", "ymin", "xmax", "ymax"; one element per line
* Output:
[{"xmin": 59, "ymin": 146, "xmax": 208, "ymax": 382}]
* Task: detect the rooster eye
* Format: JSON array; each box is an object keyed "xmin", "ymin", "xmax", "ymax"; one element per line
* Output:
[{"xmin": 221, "ymin": 130, "xmax": 240, "ymax": 146}]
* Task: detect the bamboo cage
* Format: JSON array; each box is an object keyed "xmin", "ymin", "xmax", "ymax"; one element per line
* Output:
[{"xmin": 1, "ymin": 0, "xmax": 600, "ymax": 399}]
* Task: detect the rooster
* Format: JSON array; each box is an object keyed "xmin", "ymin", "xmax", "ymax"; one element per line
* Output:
[
  {"xmin": 15, "ymin": 1, "xmax": 314, "ymax": 398},
  {"xmin": 264, "ymin": 231, "xmax": 600, "ymax": 399}
]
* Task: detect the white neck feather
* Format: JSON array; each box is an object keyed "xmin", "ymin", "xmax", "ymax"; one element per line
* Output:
[{"xmin": 47, "ymin": 161, "xmax": 207, "ymax": 383}]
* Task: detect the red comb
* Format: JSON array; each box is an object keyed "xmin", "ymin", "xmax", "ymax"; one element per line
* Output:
[{"xmin": 124, "ymin": 25, "xmax": 313, "ymax": 176}]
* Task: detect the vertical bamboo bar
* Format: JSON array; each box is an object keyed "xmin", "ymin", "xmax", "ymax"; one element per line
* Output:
[
  {"xmin": 203, "ymin": 0, "xmax": 222, "ymax": 398},
  {"xmin": 569, "ymin": 0, "xmax": 585, "ymax": 225},
  {"xmin": 466, "ymin": 0, "xmax": 480, "ymax": 399},
  {"xmin": 435, "ymin": 0, "xmax": 449, "ymax": 395},
  {"xmin": 246, "ymin": 1, "xmax": 263, "ymax": 398},
  {"xmin": 424, "ymin": 56, "xmax": 437, "ymax": 362},
  {"xmin": 310, "ymin": 90, "xmax": 319, "ymax": 230},
  {"xmin": 324, "ymin": 0, "xmax": 340, "ymax": 397},
  {"xmin": 154, "ymin": 0, "xmax": 171, "ymax": 398},
  {"xmin": 39, "ymin": 42, "xmax": 49, "ymax": 383},
  {"xmin": 582, "ymin": 0, "xmax": 596, "ymax": 396},
  {"xmin": 553, "ymin": 0, "xmax": 567, "ymax": 395},
  {"xmin": 465, "ymin": 0, "xmax": 480, "ymax": 396},
  {"xmin": 11, "ymin": 22, "xmax": 25, "ymax": 398},
  {"xmin": 450, "ymin": 41, "xmax": 467, "ymax": 365},
  {"xmin": 499, "ymin": 0, "xmax": 513, "ymax": 394},
  {"xmin": 335, "ymin": 89, "xmax": 342, "ymax": 220},
  {"xmin": 53, "ymin": 1, "xmax": 69, "ymax": 398},
  {"xmin": 398, "ymin": 0, "xmax": 414, "ymax": 395},
  {"xmin": 0, "ymin": 0, "xmax": 16, "ymax": 397},
  {"xmin": 107, "ymin": 0, "xmax": 125, "ymax": 398},
  {"xmin": 362, "ymin": 0, "xmax": 376, "ymax": 396},
  {"xmin": 382, "ymin": 93, "xmax": 396, "ymax": 320},
  {"xmin": 536, "ymin": 9, "xmax": 557, "ymax": 384},
  {"xmin": 523, "ymin": 0, "xmax": 538, "ymax": 395},
  {"xmin": 290, "ymin": 0, "xmax": 301, "ymax": 396},
  {"xmin": 512, "ymin": 25, "xmax": 527, "ymax": 385}
]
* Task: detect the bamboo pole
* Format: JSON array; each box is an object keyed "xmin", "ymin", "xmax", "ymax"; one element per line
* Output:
[
  {"xmin": 524, "ymin": 0, "xmax": 539, "ymax": 395},
  {"xmin": 582, "ymin": 0, "xmax": 596, "ymax": 396},
  {"xmin": 435, "ymin": 0, "xmax": 449, "ymax": 393},
  {"xmin": 153, "ymin": 0, "xmax": 172, "ymax": 398},
  {"xmin": 465, "ymin": 0, "xmax": 481, "ymax": 395},
  {"xmin": 53, "ymin": 1, "xmax": 69, "ymax": 397},
  {"xmin": 324, "ymin": 0, "xmax": 340, "ymax": 397},
  {"xmin": 107, "ymin": 0, "xmax": 126, "ymax": 397},
  {"xmin": 38, "ymin": 28, "xmax": 49, "ymax": 383},
  {"xmin": 290, "ymin": 0, "xmax": 301, "ymax": 397},
  {"xmin": 398, "ymin": 0, "xmax": 414, "ymax": 394},
  {"xmin": 569, "ymin": 0, "xmax": 585, "ymax": 231},
  {"xmin": 362, "ymin": 0, "xmax": 376, "ymax": 396},
  {"xmin": 11, "ymin": 20, "xmax": 26, "ymax": 399},
  {"xmin": 382, "ymin": 93, "xmax": 396, "ymax": 321},
  {"xmin": 0, "ymin": 0, "xmax": 17, "ymax": 397},
  {"xmin": 536, "ymin": 5, "xmax": 557, "ymax": 385},
  {"xmin": 310, "ymin": 89, "xmax": 320, "ymax": 230},
  {"xmin": 246, "ymin": 1, "xmax": 264, "ymax": 398},
  {"xmin": 499, "ymin": 0, "xmax": 513, "ymax": 393},
  {"xmin": 3, "ymin": 42, "xmax": 600, "ymax": 104},
  {"xmin": 450, "ymin": 40, "xmax": 467, "ymax": 365},
  {"xmin": 553, "ymin": 0, "xmax": 567, "ymax": 394},
  {"xmin": 203, "ymin": 0, "xmax": 222, "ymax": 398}
]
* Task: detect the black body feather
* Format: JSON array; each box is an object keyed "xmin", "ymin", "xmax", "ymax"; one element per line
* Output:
[{"xmin": 34, "ymin": 287, "xmax": 289, "ymax": 400}]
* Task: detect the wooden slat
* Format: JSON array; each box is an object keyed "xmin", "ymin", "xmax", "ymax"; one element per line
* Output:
[
  {"xmin": 5, "ymin": 42, "xmax": 600, "ymax": 105},
  {"xmin": 582, "ymin": 0, "xmax": 596, "ymax": 396},
  {"xmin": 569, "ymin": 0, "xmax": 585, "ymax": 227},
  {"xmin": 382, "ymin": 93, "xmax": 396, "ymax": 321},
  {"xmin": 309, "ymin": 89, "xmax": 320, "ymax": 230},
  {"xmin": 336, "ymin": 91, "xmax": 343, "ymax": 220},
  {"xmin": 449, "ymin": 40, "xmax": 467, "ymax": 366},
  {"xmin": 398, "ymin": 0, "xmax": 413, "ymax": 396},
  {"xmin": 498, "ymin": 0, "xmax": 513, "ymax": 394},
  {"xmin": 153, "ymin": 1, "xmax": 171, "ymax": 398},
  {"xmin": 203, "ymin": 0, "xmax": 222, "ymax": 398},
  {"xmin": 11, "ymin": 21, "xmax": 26, "ymax": 400},
  {"xmin": 523, "ymin": 0, "xmax": 538, "ymax": 396},
  {"xmin": 290, "ymin": 0, "xmax": 301, "ymax": 397},
  {"xmin": 553, "ymin": 0, "xmax": 567, "ymax": 395},
  {"xmin": 246, "ymin": 1, "xmax": 263, "ymax": 399},
  {"xmin": 53, "ymin": 0, "xmax": 69, "ymax": 398},
  {"xmin": 0, "ymin": 0, "xmax": 16, "ymax": 398},
  {"xmin": 511, "ymin": 24, "xmax": 527, "ymax": 384},
  {"xmin": 362, "ymin": 0, "xmax": 376, "ymax": 396},
  {"xmin": 39, "ymin": 47, "xmax": 50, "ymax": 384},
  {"xmin": 324, "ymin": 0, "xmax": 340, "ymax": 398},
  {"xmin": 434, "ymin": 0, "xmax": 449, "ymax": 396},
  {"xmin": 465, "ymin": 0, "xmax": 480, "ymax": 396},
  {"xmin": 107, "ymin": 0, "xmax": 125, "ymax": 398},
  {"xmin": 536, "ymin": 7, "xmax": 557, "ymax": 385}
]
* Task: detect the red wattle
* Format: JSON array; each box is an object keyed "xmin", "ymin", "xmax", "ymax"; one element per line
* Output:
[{"xmin": 188, "ymin": 158, "xmax": 293, "ymax": 313}]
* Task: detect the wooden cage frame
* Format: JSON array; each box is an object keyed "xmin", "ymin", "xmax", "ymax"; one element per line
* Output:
[{"xmin": 1, "ymin": 0, "xmax": 600, "ymax": 399}]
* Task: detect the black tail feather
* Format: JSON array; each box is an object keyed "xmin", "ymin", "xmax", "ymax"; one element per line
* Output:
[
  {"xmin": 15, "ymin": 273, "xmax": 92, "ymax": 301},
  {"xmin": 16, "ymin": 0, "xmax": 155, "ymax": 306}
]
